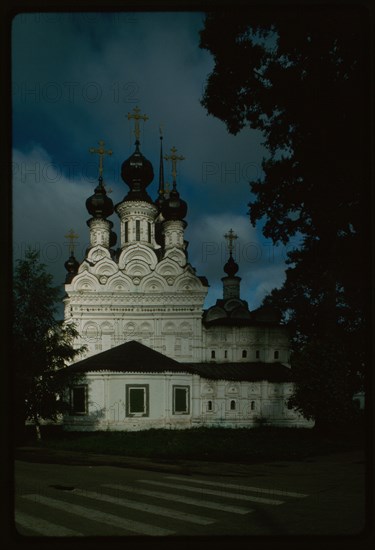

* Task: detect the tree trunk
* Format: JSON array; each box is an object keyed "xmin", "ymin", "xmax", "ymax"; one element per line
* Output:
[{"xmin": 34, "ymin": 417, "xmax": 42, "ymax": 441}]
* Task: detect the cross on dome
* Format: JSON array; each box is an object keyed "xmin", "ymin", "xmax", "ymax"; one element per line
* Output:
[
  {"xmin": 127, "ymin": 106, "xmax": 149, "ymax": 141},
  {"xmin": 164, "ymin": 146, "xmax": 185, "ymax": 185},
  {"xmin": 224, "ymin": 228, "xmax": 238, "ymax": 255},
  {"xmin": 89, "ymin": 140, "xmax": 113, "ymax": 178},
  {"xmin": 65, "ymin": 228, "xmax": 79, "ymax": 255}
]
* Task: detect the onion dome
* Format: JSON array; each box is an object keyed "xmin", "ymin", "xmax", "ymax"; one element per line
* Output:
[
  {"xmin": 64, "ymin": 254, "xmax": 79, "ymax": 283},
  {"xmin": 86, "ymin": 176, "xmax": 114, "ymax": 218},
  {"xmin": 223, "ymin": 253, "xmax": 239, "ymax": 277},
  {"xmin": 121, "ymin": 140, "xmax": 154, "ymax": 196},
  {"xmin": 161, "ymin": 186, "xmax": 187, "ymax": 221}
]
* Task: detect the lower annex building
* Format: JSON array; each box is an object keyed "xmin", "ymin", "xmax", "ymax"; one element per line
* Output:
[{"xmin": 62, "ymin": 107, "xmax": 312, "ymax": 431}]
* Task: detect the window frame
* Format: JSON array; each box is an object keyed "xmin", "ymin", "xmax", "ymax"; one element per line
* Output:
[
  {"xmin": 230, "ymin": 399, "xmax": 236, "ymax": 411},
  {"xmin": 70, "ymin": 385, "xmax": 88, "ymax": 416},
  {"xmin": 172, "ymin": 385, "xmax": 190, "ymax": 415},
  {"xmin": 126, "ymin": 384, "xmax": 149, "ymax": 417},
  {"xmin": 274, "ymin": 350, "xmax": 279, "ymax": 359}
]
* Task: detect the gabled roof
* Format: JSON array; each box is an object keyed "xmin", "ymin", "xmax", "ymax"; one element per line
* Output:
[
  {"xmin": 64, "ymin": 340, "xmax": 189, "ymax": 374},
  {"xmin": 64, "ymin": 341, "xmax": 291, "ymax": 383}
]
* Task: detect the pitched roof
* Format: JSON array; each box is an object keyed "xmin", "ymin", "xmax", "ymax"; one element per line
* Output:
[
  {"xmin": 64, "ymin": 341, "xmax": 291, "ymax": 382},
  {"xmin": 64, "ymin": 340, "xmax": 189, "ymax": 374}
]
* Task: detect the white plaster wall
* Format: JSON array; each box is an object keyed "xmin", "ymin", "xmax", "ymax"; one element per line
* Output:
[{"xmin": 64, "ymin": 373, "xmax": 313, "ymax": 431}]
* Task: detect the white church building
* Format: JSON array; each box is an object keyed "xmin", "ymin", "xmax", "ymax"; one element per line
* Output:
[{"xmin": 62, "ymin": 107, "xmax": 312, "ymax": 431}]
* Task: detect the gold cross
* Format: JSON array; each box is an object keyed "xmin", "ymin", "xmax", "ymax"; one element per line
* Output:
[
  {"xmin": 65, "ymin": 228, "xmax": 79, "ymax": 255},
  {"xmin": 224, "ymin": 229, "xmax": 238, "ymax": 254},
  {"xmin": 164, "ymin": 146, "xmax": 185, "ymax": 182},
  {"xmin": 89, "ymin": 140, "xmax": 112, "ymax": 177},
  {"xmin": 127, "ymin": 106, "xmax": 149, "ymax": 140}
]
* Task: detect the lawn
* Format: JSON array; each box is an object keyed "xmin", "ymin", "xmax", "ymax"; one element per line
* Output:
[{"xmin": 25, "ymin": 425, "xmax": 365, "ymax": 463}]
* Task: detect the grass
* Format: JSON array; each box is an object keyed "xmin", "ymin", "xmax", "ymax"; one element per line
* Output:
[{"xmin": 23, "ymin": 425, "xmax": 365, "ymax": 464}]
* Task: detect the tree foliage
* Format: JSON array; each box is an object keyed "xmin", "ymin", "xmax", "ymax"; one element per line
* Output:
[
  {"xmin": 13, "ymin": 250, "xmax": 85, "ymax": 439},
  {"xmin": 200, "ymin": 7, "xmax": 370, "ymax": 426}
]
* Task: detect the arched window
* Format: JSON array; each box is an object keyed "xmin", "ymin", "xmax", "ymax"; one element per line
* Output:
[
  {"xmin": 224, "ymin": 350, "xmax": 228, "ymax": 358},
  {"xmin": 207, "ymin": 400, "xmax": 213, "ymax": 412},
  {"xmin": 211, "ymin": 350, "xmax": 215, "ymax": 359},
  {"xmin": 242, "ymin": 350, "xmax": 247, "ymax": 358},
  {"xmin": 230, "ymin": 400, "xmax": 236, "ymax": 411},
  {"xmin": 250, "ymin": 401, "xmax": 255, "ymax": 411},
  {"xmin": 274, "ymin": 350, "xmax": 279, "ymax": 359}
]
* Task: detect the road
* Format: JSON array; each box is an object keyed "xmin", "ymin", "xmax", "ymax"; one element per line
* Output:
[{"xmin": 12, "ymin": 450, "xmax": 366, "ymax": 537}]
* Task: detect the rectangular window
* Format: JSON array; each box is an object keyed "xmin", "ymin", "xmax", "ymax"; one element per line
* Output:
[
  {"xmin": 126, "ymin": 385, "xmax": 149, "ymax": 417},
  {"xmin": 135, "ymin": 220, "xmax": 141, "ymax": 241},
  {"xmin": 124, "ymin": 221, "xmax": 128, "ymax": 242},
  {"xmin": 70, "ymin": 386, "xmax": 87, "ymax": 415},
  {"xmin": 274, "ymin": 350, "xmax": 279, "ymax": 359},
  {"xmin": 256, "ymin": 350, "xmax": 260, "ymax": 359},
  {"xmin": 147, "ymin": 222, "xmax": 152, "ymax": 243},
  {"xmin": 173, "ymin": 386, "xmax": 190, "ymax": 415}
]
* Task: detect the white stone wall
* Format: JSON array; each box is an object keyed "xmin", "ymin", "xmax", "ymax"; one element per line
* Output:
[
  {"xmin": 202, "ymin": 325, "xmax": 290, "ymax": 364},
  {"xmin": 64, "ymin": 240, "xmax": 208, "ymax": 362},
  {"xmin": 64, "ymin": 372, "xmax": 313, "ymax": 431}
]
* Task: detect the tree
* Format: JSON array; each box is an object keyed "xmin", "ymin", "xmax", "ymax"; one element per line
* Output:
[
  {"xmin": 199, "ymin": 7, "xmax": 370, "ymax": 427},
  {"xmin": 13, "ymin": 250, "xmax": 85, "ymax": 440}
]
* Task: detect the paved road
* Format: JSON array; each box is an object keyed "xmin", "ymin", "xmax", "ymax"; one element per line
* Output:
[{"xmin": 12, "ymin": 450, "xmax": 366, "ymax": 537}]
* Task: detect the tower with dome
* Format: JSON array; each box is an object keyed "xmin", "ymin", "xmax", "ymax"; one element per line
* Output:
[{"xmin": 62, "ymin": 107, "xmax": 312, "ymax": 431}]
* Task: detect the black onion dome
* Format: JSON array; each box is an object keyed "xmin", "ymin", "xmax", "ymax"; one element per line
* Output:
[
  {"xmin": 224, "ymin": 254, "xmax": 239, "ymax": 276},
  {"xmin": 121, "ymin": 140, "xmax": 154, "ymax": 192},
  {"xmin": 64, "ymin": 254, "xmax": 79, "ymax": 278},
  {"xmin": 161, "ymin": 187, "xmax": 188, "ymax": 221},
  {"xmin": 86, "ymin": 177, "xmax": 114, "ymax": 218}
]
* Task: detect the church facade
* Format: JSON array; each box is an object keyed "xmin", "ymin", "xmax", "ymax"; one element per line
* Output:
[{"xmin": 62, "ymin": 107, "xmax": 312, "ymax": 431}]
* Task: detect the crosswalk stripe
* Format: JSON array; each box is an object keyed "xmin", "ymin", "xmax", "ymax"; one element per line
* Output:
[
  {"xmin": 103, "ymin": 483, "xmax": 251, "ymax": 515},
  {"xmin": 72, "ymin": 488, "xmax": 214, "ymax": 526},
  {"xmin": 166, "ymin": 476, "xmax": 309, "ymax": 498},
  {"xmin": 21, "ymin": 494, "xmax": 174, "ymax": 536},
  {"xmin": 15, "ymin": 510, "xmax": 84, "ymax": 536},
  {"xmin": 139, "ymin": 480, "xmax": 284, "ymax": 505}
]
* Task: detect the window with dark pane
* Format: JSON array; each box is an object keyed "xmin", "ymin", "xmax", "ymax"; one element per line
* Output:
[
  {"xmin": 173, "ymin": 386, "xmax": 189, "ymax": 414},
  {"xmin": 124, "ymin": 221, "xmax": 128, "ymax": 242},
  {"xmin": 135, "ymin": 219, "xmax": 140, "ymax": 241},
  {"xmin": 70, "ymin": 386, "xmax": 87, "ymax": 415},
  {"xmin": 126, "ymin": 385, "xmax": 149, "ymax": 416}
]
